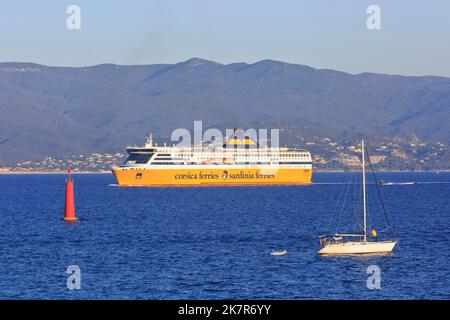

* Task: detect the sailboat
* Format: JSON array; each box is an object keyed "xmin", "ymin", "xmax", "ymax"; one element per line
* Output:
[{"xmin": 318, "ymin": 140, "xmax": 397, "ymax": 255}]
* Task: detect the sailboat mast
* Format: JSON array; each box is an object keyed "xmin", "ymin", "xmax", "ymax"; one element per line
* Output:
[{"xmin": 362, "ymin": 139, "xmax": 367, "ymax": 242}]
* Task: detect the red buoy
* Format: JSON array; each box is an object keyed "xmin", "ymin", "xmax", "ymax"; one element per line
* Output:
[{"xmin": 64, "ymin": 168, "xmax": 78, "ymax": 222}]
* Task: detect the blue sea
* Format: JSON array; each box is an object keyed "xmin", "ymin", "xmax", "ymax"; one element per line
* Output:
[{"xmin": 0, "ymin": 172, "xmax": 449, "ymax": 299}]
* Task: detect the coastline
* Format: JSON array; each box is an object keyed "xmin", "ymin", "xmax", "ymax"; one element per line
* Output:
[
  {"xmin": 0, "ymin": 171, "xmax": 110, "ymax": 175},
  {"xmin": 0, "ymin": 169, "xmax": 448, "ymax": 175}
]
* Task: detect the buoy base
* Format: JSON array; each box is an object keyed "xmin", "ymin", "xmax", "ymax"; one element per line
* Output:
[{"xmin": 63, "ymin": 217, "xmax": 79, "ymax": 222}]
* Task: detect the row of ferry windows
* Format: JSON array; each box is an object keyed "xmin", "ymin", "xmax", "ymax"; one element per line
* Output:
[
  {"xmin": 149, "ymin": 162, "xmax": 310, "ymax": 165},
  {"xmin": 152, "ymin": 158, "xmax": 309, "ymax": 162},
  {"xmin": 168, "ymin": 154, "xmax": 310, "ymax": 158},
  {"xmin": 155, "ymin": 157, "xmax": 309, "ymax": 161},
  {"xmin": 126, "ymin": 153, "xmax": 309, "ymax": 163},
  {"xmin": 126, "ymin": 157, "xmax": 311, "ymax": 164}
]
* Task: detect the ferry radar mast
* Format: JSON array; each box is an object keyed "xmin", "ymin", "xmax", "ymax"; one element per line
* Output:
[{"xmin": 145, "ymin": 133, "xmax": 153, "ymax": 147}]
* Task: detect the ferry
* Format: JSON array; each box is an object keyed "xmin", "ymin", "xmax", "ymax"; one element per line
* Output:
[{"xmin": 111, "ymin": 131, "xmax": 312, "ymax": 186}]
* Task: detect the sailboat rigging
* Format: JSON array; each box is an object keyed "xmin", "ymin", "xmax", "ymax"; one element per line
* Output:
[{"xmin": 318, "ymin": 139, "xmax": 397, "ymax": 255}]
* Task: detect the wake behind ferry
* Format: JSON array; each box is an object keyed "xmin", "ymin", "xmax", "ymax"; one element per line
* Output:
[{"xmin": 112, "ymin": 131, "xmax": 312, "ymax": 186}]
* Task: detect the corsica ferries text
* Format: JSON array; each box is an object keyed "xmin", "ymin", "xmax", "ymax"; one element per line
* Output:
[{"xmin": 174, "ymin": 171, "xmax": 276, "ymax": 180}]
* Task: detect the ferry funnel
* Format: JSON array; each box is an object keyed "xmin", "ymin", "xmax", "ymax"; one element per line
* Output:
[{"xmin": 64, "ymin": 168, "xmax": 78, "ymax": 222}]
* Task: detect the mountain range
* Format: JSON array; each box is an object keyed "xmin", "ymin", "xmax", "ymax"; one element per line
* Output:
[{"xmin": 0, "ymin": 58, "xmax": 449, "ymax": 162}]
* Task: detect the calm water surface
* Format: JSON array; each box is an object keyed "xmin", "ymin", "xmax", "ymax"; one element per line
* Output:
[{"xmin": 0, "ymin": 172, "xmax": 449, "ymax": 299}]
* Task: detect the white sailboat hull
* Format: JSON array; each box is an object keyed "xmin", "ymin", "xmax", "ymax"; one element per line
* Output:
[{"xmin": 318, "ymin": 240, "xmax": 397, "ymax": 255}]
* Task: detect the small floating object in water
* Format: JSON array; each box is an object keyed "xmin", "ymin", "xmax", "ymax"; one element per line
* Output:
[
  {"xmin": 381, "ymin": 182, "xmax": 415, "ymax": 186},
  {"xmin": 270, "ymin": 250, "xmax": 288, "ymax": 256}
]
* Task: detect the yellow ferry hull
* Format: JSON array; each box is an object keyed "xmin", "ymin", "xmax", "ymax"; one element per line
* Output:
[{"xmin": 112, "ymin": 167, "xmax": 312, "ymax": 186}]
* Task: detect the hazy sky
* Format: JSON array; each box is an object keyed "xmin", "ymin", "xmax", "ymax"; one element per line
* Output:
[{"xmin": 0, "ymin": 0, "xmax": 449, "ymax": 76}]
